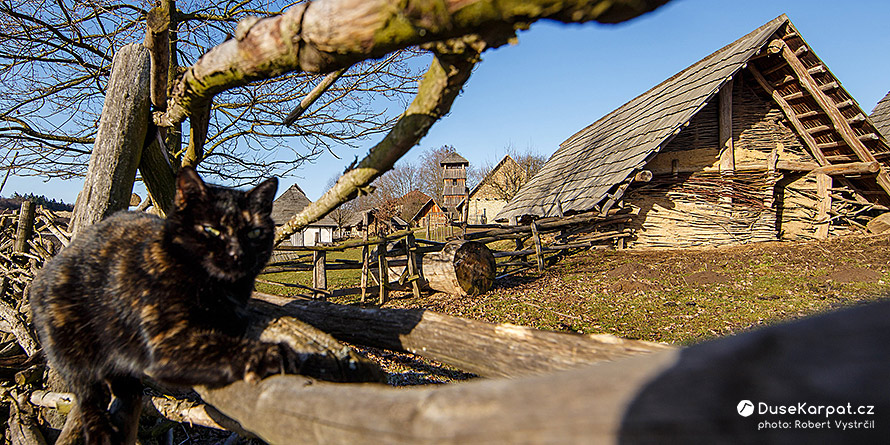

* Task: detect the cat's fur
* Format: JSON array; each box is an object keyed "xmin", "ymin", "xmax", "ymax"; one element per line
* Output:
[{"xmin": 30, "ymin": 168, "xmax": 297, "ymax": 444}]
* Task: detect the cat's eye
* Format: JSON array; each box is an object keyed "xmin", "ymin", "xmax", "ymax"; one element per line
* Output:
[
  {"xmin": 246, "ymin": 228, "xmax": 263, "ymax": 239},
  {"xmin": 203, "ymin": 225, "xmax": 221, "ymax": 237}
]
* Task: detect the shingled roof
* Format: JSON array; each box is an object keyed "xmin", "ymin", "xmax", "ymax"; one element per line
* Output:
[
  {"xmin": 497, "ymin": 14, "xmax": 890, "ymax": 221},
  {"xmin": 271, "ymin": 184, "xmax": 337, "ymax": 227},
  {"xmin": 440, "ymin": 152, "xmax": 469, "ymax": 165},
  {"xmin": 871, "ymin": 91, "xmax": 890, "ymax": 140}
]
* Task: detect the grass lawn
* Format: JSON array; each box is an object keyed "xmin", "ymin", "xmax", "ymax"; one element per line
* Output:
[{"xmin": 259, "ymin": 233, "xmax": 890, "ymax": 346}]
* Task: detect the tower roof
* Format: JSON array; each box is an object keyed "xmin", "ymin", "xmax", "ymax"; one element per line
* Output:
[{"xmin": 440, "ymin": 152, "xmax": 469, "ymax": 166}]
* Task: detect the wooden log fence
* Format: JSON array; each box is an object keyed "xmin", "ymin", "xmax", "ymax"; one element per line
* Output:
[{"xmin": 264, "ymin": 208, "xmax": 633, "ymax": 300}]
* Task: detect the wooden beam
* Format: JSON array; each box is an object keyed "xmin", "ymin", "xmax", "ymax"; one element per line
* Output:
[
  {"xmin": 377, "ymin": 241, "xmax": 389, "ymax": 305},
  {"xmin": 633, "ymin": 170, "xmax": 653, "ymax": 183},
  {"xmin": 405, "ymin": 233, "xmax": 422, "ymax": 299},
  {"xmin": 816, "ymin": 172, "xmax": 832, "ymax": 239},
  {"xmin": 812, "ymin": 161, "xmax": 880, "ymax": 176},
  {"xmin": 779, "ymin": 45, "xmax": 877, "ymax": 164},
  {"xmin": 779, "ymin": 43, "xmax": 890, "ymax": 196},
  {"xmin": 806, "ymin": 65, "xmax": 825, "ymax": 76},
  {"xmin": 795, "ymin": 110, "xmax": 820, "ymax": 119},
  {"xmin": 819, "ymin": 81, "xmax": 839, "ymax": 92},
  {"xmin": 531, "ymin": 222, "xmax": 544, "ymax": 274},
  {"xmin": 360, "ymin": 213, "xmax": 369, "ymax": 304},
  {"xmin": 312, "ymin": 249, "xmax": 327, "ymax": 300},
  {"xmin": 805, "ymin": 125, "xmax": 831, "ymax": 135},
  {"xmin": 748, "ymin": 65, "xmax": 829, "ymax": 165},
  {"xmin": 718, "ymin": 79, "xmax": 734, "ymax": 174},
  {"xmin": 782, "ymin": 91, "xmax": 805, "ymax": 101},
  {"xmin": 774, "ymin": 160, "xmax": 820, "ymax": 171},
  {"xmin": 847, "ymin": 113, "xmax": 867, "ymax": 125}
]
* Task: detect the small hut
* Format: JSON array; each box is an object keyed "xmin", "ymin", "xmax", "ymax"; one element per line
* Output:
[
  {"xmin": 411, "ymin": 198, "xmax": 448, "ymax": 230},
  {"xmin": 271, "ymin": 184, "xmax": 337, "ymax": 246},
  {"xmin": 498, "ymin": 14, "xmax": 890, "ymax": 248}
]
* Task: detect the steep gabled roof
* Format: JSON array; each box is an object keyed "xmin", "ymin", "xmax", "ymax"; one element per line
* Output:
[
  {"xmin": 498, "ymin": 14, "xmax": 890, "ymax": 221},
  {"xmin": 497, "ymin": 16, "xmax": 786, "ymax": 221},
  {"xmin": 410, "ymin": 198, "xmax": 445, "ymax": 222},
  {"xmin": 871, "ymin": 91, "xmax": 890, "ymax": 141},
  {"xmin": 469, "ymin": 155, "xmax": 521, "ymax": 199},
  {"xmin": 271, "ymin": 184, "xmax": 337, "ymax": 226}
]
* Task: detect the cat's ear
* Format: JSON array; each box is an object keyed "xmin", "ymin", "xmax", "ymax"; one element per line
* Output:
[
  {"xmin": 247, "ymin": 177, "xmax": 278, "ymax": 214},
  {"xmin": 175, "ymin": 167, "xmax": 207, "ymax": 208}
]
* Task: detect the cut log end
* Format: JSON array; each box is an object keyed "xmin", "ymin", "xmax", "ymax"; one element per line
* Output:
[{"xmin": 422, "ymin": 241, "xmax": 496, "ymax": 296}]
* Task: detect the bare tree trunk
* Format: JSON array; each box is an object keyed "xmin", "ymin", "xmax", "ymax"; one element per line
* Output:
[{"xmin": 70, "ymin": 43, "xmax": 151, "ymax": 236}]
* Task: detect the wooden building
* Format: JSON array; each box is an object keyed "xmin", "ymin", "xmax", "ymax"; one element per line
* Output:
[
  {"xmin": 271, "ymin": 184, "xmax": 337, "ymax": 246},
  {"xmin": 498, "ymin": 15, "xmax": 890, "ymax": 248},
  {"xmin": 411, "ymin": 198, "xmax": 448, "ymax": 230},
  {"xmin": 461, "ymin": 155, "xmax": 527, "ymax": 224},
  {"xmin": 870, "ymin": 91, "xmax": 890, "ymax": 141},
  {"xmin": 441, "ymin": 152, "xmax": 469, "ymax": 218}
]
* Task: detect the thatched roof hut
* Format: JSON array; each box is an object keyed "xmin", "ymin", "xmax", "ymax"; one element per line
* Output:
[{"xmin": 271, "ymin": 184, "xmax": 337, "ymax": 246}]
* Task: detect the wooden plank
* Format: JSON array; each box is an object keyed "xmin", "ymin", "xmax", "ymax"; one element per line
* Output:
[
  {"xmin": 816, "ymin": 172, "xmax": 832, "ymax": 239},
  {"xmin": 747, "ymin": 65, "xmax": 829, "ymax": 165}
]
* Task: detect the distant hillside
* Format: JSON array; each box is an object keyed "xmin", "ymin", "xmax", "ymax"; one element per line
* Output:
[{"xmin": 0, "ymin": 193, "xmax": 73, "ymax": 212}]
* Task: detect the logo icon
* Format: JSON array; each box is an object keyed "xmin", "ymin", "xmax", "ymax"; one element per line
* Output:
[{"xmin": 737, "ymin": 400, "xmax": 755, "ymax": 417}]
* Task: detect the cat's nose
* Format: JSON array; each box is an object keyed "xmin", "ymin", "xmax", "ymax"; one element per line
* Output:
[{"xmin": 228, "ymin": 245, "xmax": 243, "ymax": 259}]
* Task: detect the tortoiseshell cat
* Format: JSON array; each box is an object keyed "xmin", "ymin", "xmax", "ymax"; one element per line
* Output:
[{"xmin": 30, "ymin": 167, "xmax": 298, "ymax": 444}]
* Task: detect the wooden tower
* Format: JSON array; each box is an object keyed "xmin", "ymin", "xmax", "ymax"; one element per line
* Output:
[{"xmin": 440, "ymin": 152, "xmax": 469, "ymax": 218}]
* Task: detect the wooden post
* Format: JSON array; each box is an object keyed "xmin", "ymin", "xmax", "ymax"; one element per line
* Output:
[
  {"xmin": 425, "ymin": 216, "xmax": 430, "ymax": 240},
  {"xmin": 531, "ymin": 221, "xmax": 544, "ymax": 274},
  {"xmin": 718, "ymin": 79, "xmax": 735, "ymax": 174},
  {"xmin": 360, "ymin": 213, "xmax": 369, "ymax": 304},
  {"xmin": 70, "ymin": 43, "xmax": 152, "ymax": 237},
  {"xmin": 14, "ymin": 201, "xmax": 36, "ymax": 254},
  {"xmin": 406, "ymin": 233, "xmax": 422, "ymax": 298},
  {"xmin": 718, "ymin": 79, "xmax": 734, "ymax": 213},
  {"xmin": 816, "ymin": 172, "xmax": 832, "ymax": 239},
  {"xmin": 312, "ymin": 233, "xmax": 327, "ymax": 300},
  {"xmin": 377, "ymin": 241, "xmax": 389, "ymax": 305}
]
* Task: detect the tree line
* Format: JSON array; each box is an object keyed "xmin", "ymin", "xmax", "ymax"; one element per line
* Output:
[{"xmin": 0, "ymin": 193, "xmax": 73, "ymax": 212}]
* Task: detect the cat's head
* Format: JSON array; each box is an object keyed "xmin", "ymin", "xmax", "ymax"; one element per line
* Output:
[{"xmin": 166, "ymin": 167, "xmax": 278, "ymax": 281}]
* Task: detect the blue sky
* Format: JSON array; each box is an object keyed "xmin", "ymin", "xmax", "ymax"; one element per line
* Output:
[{"xmin": 6, "ymin": 0, "xmax": 890, "ymax": 202}]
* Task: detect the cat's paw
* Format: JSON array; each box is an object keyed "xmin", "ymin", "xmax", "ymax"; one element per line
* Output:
[{"xmin": 244, "ymin": 343, "xmax": 301, "ymax": 383}]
